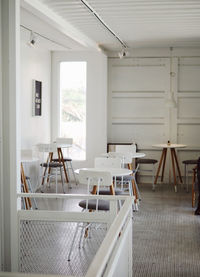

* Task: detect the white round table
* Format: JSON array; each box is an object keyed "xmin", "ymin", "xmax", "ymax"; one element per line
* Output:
[
  {"xmin": 75, "ymin": 167, "xmax": 132, "ymax": 177},
  {"xmin": 75, "ymin": 167, "xmax": 132, "ymax": 195},
  {"xmin": 102, "ymin": 152, "xmax": 145, "ymax": 159},
  {"xmin": 152, "ymin": 143, "xmax": 187, "ymax": 192}
]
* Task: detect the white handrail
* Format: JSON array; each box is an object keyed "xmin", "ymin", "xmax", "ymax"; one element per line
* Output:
[
  {"xmin": 17, "ymin": 192, "xmax": 133, "ymax": 201},
  {"xmin": 85, "ymin": 197, "xmax": 132, "ymax": 277}
]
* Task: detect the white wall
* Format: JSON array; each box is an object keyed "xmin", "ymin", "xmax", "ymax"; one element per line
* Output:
[
  {"xmin": 20, "ymin": 41, "xmax": 51, "ymax": 149},
  {"xmin": 51, "ymin": 51, "xmax": 107, "ymax": 168},
  {"xmin": 108, "ymin": 47, "xmax": 200, "ymax": 182}
]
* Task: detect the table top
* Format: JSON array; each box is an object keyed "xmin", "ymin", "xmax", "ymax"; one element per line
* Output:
[
  {"xmin": 75, "ymin": 167, "xmax": 132, "ymax": 177},
  {"xmin": 21, "ymin": 158, "xmax": 39, "ymax": 163},
  {"xmin": 102, "ymin": 152, "xmax": 146, "ymax": 159},
  {"xmin": 152, "ymin": 144, "xmax": 187, "ymax": 149},
  {"xmin": 36, "ymin": 142, "xmax": 71, "ymax": 152}
]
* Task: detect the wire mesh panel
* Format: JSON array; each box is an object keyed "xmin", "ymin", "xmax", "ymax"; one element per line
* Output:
[{"xmin": 19, "ymin": 220, "xmax": 107, "ymax": 276}]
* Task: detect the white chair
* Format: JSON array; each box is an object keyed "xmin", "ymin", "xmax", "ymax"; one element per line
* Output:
[
  {"xmin": 68, "ymin": 170, "xmax": 112, "ymax": 261},
  {"xmin": 36, "ymin": 143, "xmax": 65, "ymax": 193},
  {"xmin": 108, "ymin": 151, "xmax": 140, "ymax": 209},
  {"xmin": 52, "ymin": 137, "xmax": 77, "ymax": 186},
  {"xmin": 115, "ymin": 143, "xmax": 137, "ymax": 155},
  {"xmin": 94, "ymin": 157, "xmax": 123, "ymax": 194}
]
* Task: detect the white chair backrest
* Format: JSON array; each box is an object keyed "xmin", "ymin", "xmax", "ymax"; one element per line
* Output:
[
  {"xmin": 115, "ymin": 144, "xmax": 136, "ymax": 154},
  {"xmin": 56, "ymin": 137, "xmax": 73, "ymax": 146},
  {"xmin": 79, "ymin": 170, "xmax": 112, "ymax": 188},
  {"xmin": 94, "ymin": 157, "xmax": 122, "ymax": 169},
  {"xmin": 108, "ymin": 152, "xmax": 132, "ymax": 165}
]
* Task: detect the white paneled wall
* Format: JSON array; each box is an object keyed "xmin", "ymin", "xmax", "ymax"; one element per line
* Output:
[{"xmin": 108, "ymin": 49, "xmax": 200, "ymax": 183}]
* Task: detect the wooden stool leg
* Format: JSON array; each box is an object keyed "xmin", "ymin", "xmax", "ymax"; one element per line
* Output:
[
  {"xmin": 172, "ymin": 148, "xmax": 183, "ymax": 183},
  {"xmin": 41, "ymin": 153, "xmax": 51, "ymax": 187},
  {"xmin": 57, "ymin": 148, "xmax": 69, "ymax": 183},
  {"xmin": 192, "ymin": 169, "xmax": 196, "ymax": 208},
  {"xmin": 170, "ymin": 149, "xmax": 177, "ymax": 192},
  {"xmin": 21, "ymin": 163, "xmax": 32, "ymax": 209},
  {"xmin": 110, "ymin": 184, "xmax": 115, "ymax": 195},
  {"xmin": 47, "ymin": 152, "xmax": 53, "ymax": 183},
  {"xmin": 154, "ymin": 148, "xmax": 166, "ymax": 185}
]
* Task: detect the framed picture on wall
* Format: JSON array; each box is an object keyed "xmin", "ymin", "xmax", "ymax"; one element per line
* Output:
[{"xmin": 32, "ymin": 80, "xmax": 42, "ymax": 116}]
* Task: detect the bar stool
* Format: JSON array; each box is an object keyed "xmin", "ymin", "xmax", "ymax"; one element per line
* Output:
[
  {"xmin": 37, "ymin": 143, "xmax": 66, "ymax": 193},
  {"xmin": 137, "ymin": 158, "xmax": 158, "ymax": 191},
  {"xmin": 182, "ymin": 159, "xmax": 198, "ymax": 192},
  {"xmin": 52, "ymin": 137, "xmax": 77, "ymax": 186},
  {"xmin": 40, "ymin": 162, "xmax": 65, "ymax": 193},
  {"xmin": 51, "ymin": 158, "xmax": 77, "ymax": 186}
]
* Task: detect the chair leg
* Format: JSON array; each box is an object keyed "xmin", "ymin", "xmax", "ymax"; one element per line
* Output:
[
  {"xmin": 68, "ymin": 222, "xmax": 80, "ymax": 261},
  {"xmin": 184, "ymin": 164, "xmax": 187, "ymax": 189},
  {"xmin": 70, "ymin": 161, "xmax": 78, "ymax": 186},
  {"xmin": 27, "ymin": 178, "xmax": 38, "ymax": 209},
  {"xmin": 60, "ymin": 167, "xmax": 65, "ymax": 194},
  {"xmin": 55, "ymin": 169, "xmax": 58, "ymax": 193},
  {"xmin": 152, "ymin": 164, "xmax": 156, "ymax": 191},
  {"xmin": 66, "ymin": 162, "xmax": 72, "ymax": 189},
  {"xmin": 186, "ymin": 165, "xmax": 189, "ymax": 193}
]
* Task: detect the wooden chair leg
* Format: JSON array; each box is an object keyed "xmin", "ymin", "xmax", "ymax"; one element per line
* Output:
[
  {"xmin": 57, "ymin": 148, "xmax": 69, "ymax": 183},
  {"xmin": 21, "ymin": 163, "xmax": 32, "ymax": 209}
]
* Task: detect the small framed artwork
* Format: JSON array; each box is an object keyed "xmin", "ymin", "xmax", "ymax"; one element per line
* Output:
[{"xmin": 32, "ymin": 80, "xmax": 42, "ymax": 116}]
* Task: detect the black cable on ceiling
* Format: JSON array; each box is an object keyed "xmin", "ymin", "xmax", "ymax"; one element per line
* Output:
[{"xmin": 80, "ymin": 0, "xmax": 128, "ymax": 49}]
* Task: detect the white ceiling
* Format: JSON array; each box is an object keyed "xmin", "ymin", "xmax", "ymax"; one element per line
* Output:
[{"xmin": 22, "ymin": 0, "xmax": 200, "ymax": 51}]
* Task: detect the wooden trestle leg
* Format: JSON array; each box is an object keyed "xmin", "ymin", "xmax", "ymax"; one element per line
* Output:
[
  {"xmin": 21, "ymin": 163, "xmax": 32, "ymax": 209},
  {"xmin": 154, "ymin": 148, "xmax": 166, "ymax": 185},
  {"xmin": 57, "ymin": 147, "xmax": 69, "ymax": 183}
]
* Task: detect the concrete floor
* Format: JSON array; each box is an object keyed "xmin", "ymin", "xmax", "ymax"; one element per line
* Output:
[
  {"xmin": 133, "ymin": 182, "xmax": 200, "ymax": 277},
  {"xmin": 29, "ymin": 179, "xmax": 200, "ymax": 276}
]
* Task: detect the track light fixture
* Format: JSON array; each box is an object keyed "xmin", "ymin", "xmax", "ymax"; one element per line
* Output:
[
  {"xmin": 28, "ymin": 31, "xmax": 38, "ymax": 47},
  {"xmin": 118, "ymin": 48, "xmax": 129, "ymax": 59}
]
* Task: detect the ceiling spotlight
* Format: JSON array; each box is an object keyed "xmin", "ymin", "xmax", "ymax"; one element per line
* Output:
[
  {"xmin": 118, "ymin": 48, "xmax": 129, "ymax": 59},
  {"xmin": 28, "ymin": 31, "xmax": 37, "ymax": 47}
]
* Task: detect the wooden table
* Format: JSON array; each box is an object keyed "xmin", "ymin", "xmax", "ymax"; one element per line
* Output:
[{"xmin": 152, "ymin": 143, "xmax": 186, "ymax": 192}]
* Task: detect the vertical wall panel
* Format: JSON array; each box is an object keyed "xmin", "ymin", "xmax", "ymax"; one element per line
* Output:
[{"xmin": 108, "ymin": 53, "xmax": 200, "ymax": 183}]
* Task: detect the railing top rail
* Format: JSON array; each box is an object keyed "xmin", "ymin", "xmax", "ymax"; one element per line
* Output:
[
  {"xmin": 17, "ymin": 193, "xmax": 132, "ymax": 201},
  {"xmin": 85, "ymin": 197, "xmax": 133, "ymax": 277}
]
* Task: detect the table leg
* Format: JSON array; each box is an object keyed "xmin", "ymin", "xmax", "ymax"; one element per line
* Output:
[
  {"xmin": 128, "ymin": 163, "xmax": 138, "ymax": 201},
  {"xmin": 154, "ymin": 148, "xmax": 166, "ymax": 185},
  {"xmin": 161, "ymin": 148, "xmax": 167, "ymax": 182},
  {"xmin": 172, "ymin": 148, "xmax": 183, "ymax": 183},
  {"xmin": 170, "ymin": 149, "xmax": 177, "ymax": 192}
]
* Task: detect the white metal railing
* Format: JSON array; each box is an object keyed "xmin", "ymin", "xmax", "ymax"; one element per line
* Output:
[{"xmin": 6, "ymin": 193, "xmax": 133, "ymax": 276}]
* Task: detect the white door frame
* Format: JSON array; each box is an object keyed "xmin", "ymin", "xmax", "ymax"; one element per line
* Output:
[{"xmin": 1, "ymin": 0, "xmax": 20, "ymax": 271}]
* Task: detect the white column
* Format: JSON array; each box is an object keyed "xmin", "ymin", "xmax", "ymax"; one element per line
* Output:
[{"xmin": 1, "ymin": 0, "xmax": 20, "ymax": 271}]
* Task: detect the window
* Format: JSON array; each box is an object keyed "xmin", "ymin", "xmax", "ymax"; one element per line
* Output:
[{"xmin": 60, "ymin": 62, "xmax": 86, "ymax": 160}]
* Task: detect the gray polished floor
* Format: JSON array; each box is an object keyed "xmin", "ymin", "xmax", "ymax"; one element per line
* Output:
[
  {"xmin": 31, "ymin": 179, "xmax": 200, "ymax": 276},
  {"xmin": 133, "ymin": 182, "xmax": 200, "ymax": 277}
]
